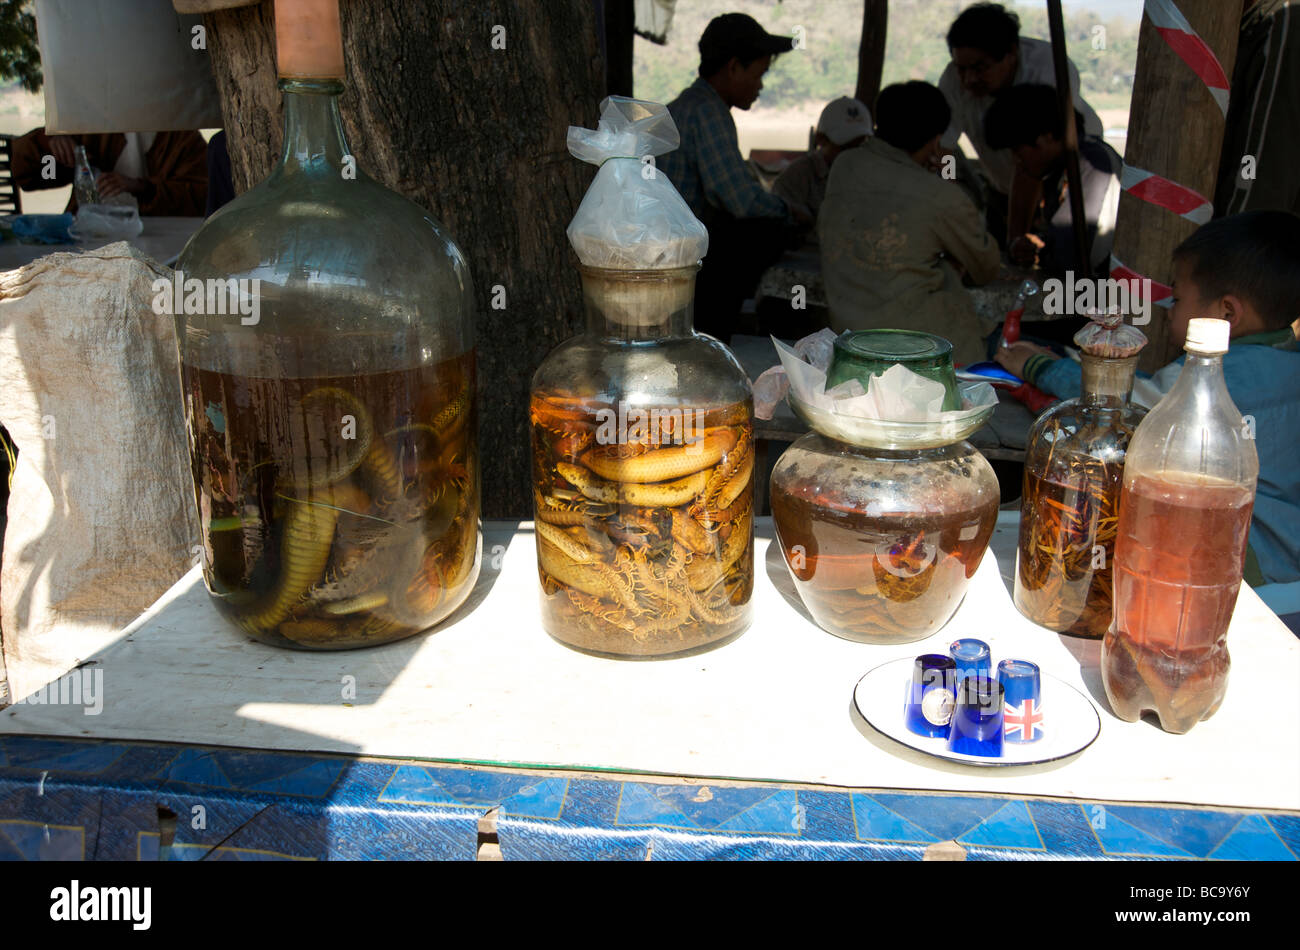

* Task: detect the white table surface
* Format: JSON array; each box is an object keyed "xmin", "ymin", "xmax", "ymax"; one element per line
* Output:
[
  {"xmin": 4, "ymin": 515, "xmax": 1298, "ymax": 811},
  {"xmin": 0, "ymin": 216, "xmax": 202, "ymax": 271}
]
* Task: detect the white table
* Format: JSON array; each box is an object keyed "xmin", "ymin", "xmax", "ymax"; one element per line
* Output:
[
  {"xmin": 0, "ymin": 216, "xmax": 202, "ymax": 271},
  {"xmin": 5, "ymin": 515, "xmax": 1297, "ymax": 814}
]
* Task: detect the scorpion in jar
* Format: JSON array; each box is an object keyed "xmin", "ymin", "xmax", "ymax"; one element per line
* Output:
[{"xmin": 531, "ymin": 393, "xmax": 754, "ymax": 655}]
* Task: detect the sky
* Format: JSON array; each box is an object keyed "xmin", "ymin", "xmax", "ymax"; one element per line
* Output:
[{"xmin": 1014, "ymin": 0, "xmax": 1145, "ymax": 23}]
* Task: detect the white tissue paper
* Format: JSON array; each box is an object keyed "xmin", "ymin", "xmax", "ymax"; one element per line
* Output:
[
  {"xmin": 753, "ymin": 329, "xmax": 997, "ymax": 448},
  {"xmin": 753, "ymin": 327, "xmax": 837, "ymax": 419},
  {"xmin": 567, "ymin": 97, "xmax": 709, "ymax": 269}
]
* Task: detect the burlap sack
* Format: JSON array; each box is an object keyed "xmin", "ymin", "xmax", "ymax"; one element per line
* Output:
[{"xmin": 0, "ymin": 243, "xmax": 197, "ymax": 702}]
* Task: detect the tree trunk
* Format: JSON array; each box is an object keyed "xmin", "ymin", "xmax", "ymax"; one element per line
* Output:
[
  {"xmin": 1113, "ymin": 0, "xmax": 1242, "ymax": 369},
  {"xmin": 201, "ymin": 0, "xmax": 604, "ymax": 518},
  {"xmin": 854, "ymin": 0, "xmax": 888, "ymax": 109}
]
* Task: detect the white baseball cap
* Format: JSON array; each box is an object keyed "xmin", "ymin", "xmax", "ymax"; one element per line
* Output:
[{"xmin": 817, "ymin": 97, "xmax": 873, "ymax": 145}]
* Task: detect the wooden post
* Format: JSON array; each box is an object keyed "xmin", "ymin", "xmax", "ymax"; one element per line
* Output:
[
  {"xmin": 1046, "ymin": 0, "xmax": 1092, "ymax": 277},
  {"xmin": 1113, "ymin": 0, "xmax": 1243, "ymax": 369},
  {"xmin": 854, "ymin": 0, "xmax": 888, "ymax": 109}
]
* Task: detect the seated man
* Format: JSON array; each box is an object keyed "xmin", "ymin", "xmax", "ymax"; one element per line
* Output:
[
  {"xmin": 997, "ymin": 211, "xmax": 1300, "ymax": 586},
  {"xmin": 657, "ymin": 13, "xmax": 807, "ymax": 341},
  {"xmin": 819, "ymin": 81, "xmax": 1000, "ymax": 365},
  {"xmin": 938, "ymin": 2, "xmax": 1103, "ymax": 257},
  {"xmin": 13, "ymin": 129, "xmax": 208, "ymax": 217},
  {"xmin": 983, "ymin": 83, "xmax": 1122, "ymax": 279},
  {"xmin": 773, "ymin": 96, "xmax": 872, "ymax": 234}
]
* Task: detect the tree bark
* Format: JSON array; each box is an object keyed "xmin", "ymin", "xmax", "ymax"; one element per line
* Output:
[
  {"xmin": 854, "ymin": 0, "xmax": 888, "ymax": 110},
  {"xmin": 1113, "ymin": 0, "xmax": 1242, "ymax": 369},
  {"xmin": 201, "ymin": 0, "xmax": 604, "ymax": 518}
]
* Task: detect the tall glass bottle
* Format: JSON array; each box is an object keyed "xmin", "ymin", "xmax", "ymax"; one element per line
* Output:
[
  {"xmin": 531, "ymin": 264, "xmax": 754, "ymax": 658},
  {"xmin": 73, "ymin": 145, "xmax": 100, "ymax": 207},
  {"xmin": 1102, "ymin": 319, "xmax": 1258, "ymax": 733},
  {"xmin": 175, "ymin": 0, "xmax": 479, "ymax": 649},
  {"xmin": 1015, "ymin": 317, "xmax": 1147, "ymax": 638}
]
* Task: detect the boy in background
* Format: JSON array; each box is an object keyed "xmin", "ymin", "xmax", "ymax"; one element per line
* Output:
[{"xmin": 997, "ymin": 211, "xmax": 1300, "ymax": 589}]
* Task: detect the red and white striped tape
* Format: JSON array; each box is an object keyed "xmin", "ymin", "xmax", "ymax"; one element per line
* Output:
[
  {"xmin": 1110, "ymin": 255, "xmax": 1176, "ymax": 309},
  {"xmin": 1120, "ymin": 163, "xmax": 1214, "ymax": 224},
  {"xmin": 1144, "ymin": 0, "xmax": 1231, "ymax": 114}
]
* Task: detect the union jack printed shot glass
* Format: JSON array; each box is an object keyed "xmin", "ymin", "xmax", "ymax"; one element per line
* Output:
[{"xmin": 998, "ymin": 659, "xmax": 1043, "ymax": 744}]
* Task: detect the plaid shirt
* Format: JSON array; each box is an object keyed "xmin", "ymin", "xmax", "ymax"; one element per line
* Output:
[{"xmin": 657, "ymin": 77, "xmax": 789, "ymax": 224}]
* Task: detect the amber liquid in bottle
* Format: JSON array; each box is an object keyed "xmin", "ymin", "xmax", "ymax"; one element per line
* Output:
[
  {"xmin": 1102, "ymin": 473, "xmax": 1253, "ymax": 733},
  {"xmin": 531, "ymin": 393, "xmax": 753, "ymax": 657},
  {"xmin": 186, "ymin": 353, "xmax": 478, "ymax": 649},
  {"xmin": 772, "ymin": 481, "xmax": 996, "ymax": 642}
]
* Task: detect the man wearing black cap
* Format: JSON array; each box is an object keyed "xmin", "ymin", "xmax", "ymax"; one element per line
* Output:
[{"xmin": 657, "ymin": 12, "xmax": 809, "ymax": 341}]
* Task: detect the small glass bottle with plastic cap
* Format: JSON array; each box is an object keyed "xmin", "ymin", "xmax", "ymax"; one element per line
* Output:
[
  {"xmin": 175, "ymin": 0, "xmax": 480, "ymax": 649},
  {"xmin": 1101, "ymin": 318, "xmax": 1258, "ymax": 733},
  {"xmin": 770, "ymin": 329, "xmax": 1000, "ymax": 643},
  {"xmin": 531, "ymin": 97, "xmax": 754, "ymax": 659},
  {"xmin": 1014, "ymin": 313, "xmax": 1148, "ymax": 638}
]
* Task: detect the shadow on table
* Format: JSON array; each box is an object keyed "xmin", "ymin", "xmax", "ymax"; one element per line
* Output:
[
  {"xmin": 0, "ymin": 522, "xmax": 525, "ymax": 859},
  {"xmin": 4, "ymin": 521, "xmax": 522, "ymax": 732},
  {"xmin": 762, "ymin": 532, "xmax": 817, "ymax": 630}
]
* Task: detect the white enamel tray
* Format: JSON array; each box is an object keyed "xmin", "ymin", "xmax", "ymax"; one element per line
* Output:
[{"xmin": 853, "ymin": 656, "xmax": 1102, "ymax": 767}]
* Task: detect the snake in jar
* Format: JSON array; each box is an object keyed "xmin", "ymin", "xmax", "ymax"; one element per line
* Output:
[{"xmin": 239, "ymin": 383, "xmax": 472, "ymax": 642}]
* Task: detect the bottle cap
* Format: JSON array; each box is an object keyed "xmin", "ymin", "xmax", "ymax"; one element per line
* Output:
[
  {"xmin": 1185, "ymin": 318, "xmax": 1230, "ymax": 355},
  {"xmin": 276, "ymin": 0, "xmax": 345, "ymax": 80}
]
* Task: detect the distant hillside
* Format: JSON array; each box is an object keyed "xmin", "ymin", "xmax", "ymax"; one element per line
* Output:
[{"xmin": 635, "ymin": 0, "xmax": 1139, "ymax": 112}]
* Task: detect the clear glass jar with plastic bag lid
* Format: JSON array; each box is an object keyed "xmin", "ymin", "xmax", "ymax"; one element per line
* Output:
[
  {"xmin": 770, "ymin": 331, "xmax": 1000, "ymax": 643},
  {"xmin": 174, "ymin": 0, "xmax": 480, "ymax": 650},
  {"xmin": 532, "ymin": 264, "xmax": 754, "ymax": 658},
  {"xmin": 532, "ymin": 96, "xmax": 753, "ymax": 659}
]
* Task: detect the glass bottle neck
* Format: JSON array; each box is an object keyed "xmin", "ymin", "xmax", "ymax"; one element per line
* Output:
[
  {"xmin": 1080, "ymin": 352, "xmax": 1138, "ymax": 406},
  {"xmin": 277, "ymin": 78, "xmax": 351, "ymax": 176},
  {"xmin": 1168, "ymin": 351, "xmax": 1227, "ymax": 403},
  {"xmin": 580, "ymin": 266, "xmax": 698, "ymax": 341}
]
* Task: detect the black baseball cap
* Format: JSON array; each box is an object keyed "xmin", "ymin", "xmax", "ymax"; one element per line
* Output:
[{"xmin": 699, "ymin": 13, "xmax": 794, "ymax": 66}]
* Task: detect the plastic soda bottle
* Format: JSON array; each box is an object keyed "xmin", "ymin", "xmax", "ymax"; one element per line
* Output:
[{"xmin": 1101, "ymin": 318, "xmax": 1258, "ymax": 733}]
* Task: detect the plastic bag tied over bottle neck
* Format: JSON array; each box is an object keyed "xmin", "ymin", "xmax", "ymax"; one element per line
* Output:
[
  {"xmin": 566, "ymin": 97, "xmax": 709, "ymax": 271},
  {"xmin": 1073, "ymin": 311, "xmax": 1148, "ymax": 359}
]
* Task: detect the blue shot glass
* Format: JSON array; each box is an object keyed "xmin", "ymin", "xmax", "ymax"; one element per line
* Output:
[
  {"xmin": 904, "ymin": 654, "xmax": 958, "ymax": 738},
  {"xmin": 949, "ymin": 638, "xmax": 991, "ymax": 686},
  {"xmin": 998, "ymin": 659, "xmax": 1043, "ymax": 743},
  {"xmin": 946, "ymin": 676, "xmax": 1005, "ymax": 757}
]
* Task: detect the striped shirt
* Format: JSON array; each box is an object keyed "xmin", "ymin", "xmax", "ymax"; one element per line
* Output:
[{"xmin": 657, "ymin": 77, "xmax": 790, "ymax": 225}]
